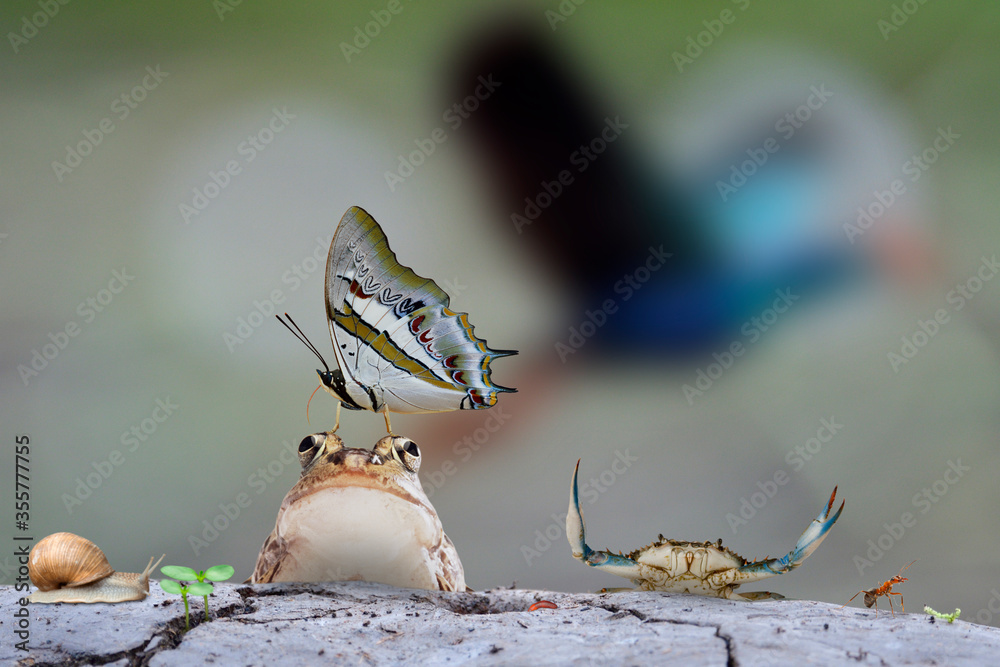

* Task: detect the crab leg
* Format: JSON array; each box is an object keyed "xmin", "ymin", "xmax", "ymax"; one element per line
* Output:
[
  {"xmin": 566, "ymin": 459, "xmax": 644, "ymax": 581},
  {"xmin": 709, "ymin": 486, "xmax": 844, "ymax": 589}
]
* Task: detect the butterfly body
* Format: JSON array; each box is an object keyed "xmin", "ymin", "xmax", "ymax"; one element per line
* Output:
[{"xmin": 285, "ymin": 206, "xmax": 515, "ymax": 431}]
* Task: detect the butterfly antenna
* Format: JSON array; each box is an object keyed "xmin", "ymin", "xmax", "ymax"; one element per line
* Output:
[{"xmin": 276, "ymin": 313, "xmax": 331, "ymax": 374}]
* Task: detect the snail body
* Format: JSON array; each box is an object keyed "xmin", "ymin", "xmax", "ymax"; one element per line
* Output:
[{"xmin": 27, "ymin": 532, "xmax": 165, "ymax": 604}]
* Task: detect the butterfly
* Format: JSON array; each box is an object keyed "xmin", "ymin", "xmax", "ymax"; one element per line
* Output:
[{"xmin": 279, "ymin": 206, "xmax": 516, "ymax": 433}]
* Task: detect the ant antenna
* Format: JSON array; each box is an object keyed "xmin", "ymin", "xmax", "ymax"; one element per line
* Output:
[{"xmin": 276, "ymin": 313, "xmax": 331, "ymax": 374}]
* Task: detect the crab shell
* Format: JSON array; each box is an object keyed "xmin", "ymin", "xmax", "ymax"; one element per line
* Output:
[{"xmin": 625, "ymin": 537, "xmax": 763, "ymax": 595}]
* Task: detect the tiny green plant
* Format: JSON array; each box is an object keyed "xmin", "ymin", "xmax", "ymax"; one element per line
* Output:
[
  {"xmin": 924, "ymin": 606, "xmax": 960, "ymax": 623},
  {"xmin": 159, "ymin": 564, "xmax": 235, "ymax": 631}
]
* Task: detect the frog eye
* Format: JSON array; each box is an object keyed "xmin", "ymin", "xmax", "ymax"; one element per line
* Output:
[
  {"xmin": 299, "ymin": 435, "xmax": 319, "ymax": 453},
  {"xmin": 298, "ymin": 432, "xmax": 343, "ymax": 472},
  {"xmin": 396, "ymin": 439, "xmax": 420, "ymax": 473},
  {"xmin": 297, "ymin": 434, "xmax": 324, "ymax": 470}
]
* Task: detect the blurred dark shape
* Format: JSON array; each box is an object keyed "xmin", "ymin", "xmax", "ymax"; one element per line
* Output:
[
  {"xmin": 450, "ymin": 22, "xmax": 705, "ymax": 291},
  {"xmin": 449, "ymin": 19, "xmax": 864, "ymax": 354}
]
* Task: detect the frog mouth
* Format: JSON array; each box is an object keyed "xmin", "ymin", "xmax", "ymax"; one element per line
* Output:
[{"xmin": 288, "ymin": 463, "xmax": 436, "ymax": 517}]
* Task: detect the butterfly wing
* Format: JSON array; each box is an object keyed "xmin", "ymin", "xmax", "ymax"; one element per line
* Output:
[{"xmin": 325, "ymin": 206, "xmax": 515, "ymax": 413}]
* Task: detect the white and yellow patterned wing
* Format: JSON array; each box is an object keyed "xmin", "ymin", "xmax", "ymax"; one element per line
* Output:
[{"xmin": 324, "ymin": 206, "xmax": 515, "ymax": 414}]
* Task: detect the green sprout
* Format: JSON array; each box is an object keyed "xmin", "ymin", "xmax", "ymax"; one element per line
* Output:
[
  {"xmin": 159, "ymin": 565, "xmax": 235, "ymax": 631},
  {"xmin": 924, "ymin": 606, "xmax": 961, "ymax": 623}
]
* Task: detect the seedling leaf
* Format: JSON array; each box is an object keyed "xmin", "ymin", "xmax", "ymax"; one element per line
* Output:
[
  {"xmin": 162, "ymin": 565, "xmax": 199, "ymax": 581},
  {"xmin": 189, "ymin": 582, "xmax": 214, "ymax": 596},
  {"xmin": 160, "ymin": 579, "xmax": 183, "ymax": 595},
  {"xmin": 204, "ymin": 565, "xmax": 235, "ymax": 581}
]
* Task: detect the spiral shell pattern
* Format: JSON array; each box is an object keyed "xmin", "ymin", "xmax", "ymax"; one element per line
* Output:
[{"xmin": 28, "ymin": 532, "xmax": 114, "ymax": 592}]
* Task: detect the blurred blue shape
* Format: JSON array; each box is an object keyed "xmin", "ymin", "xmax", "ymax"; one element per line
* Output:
[{"xmin": 447, "ymin": 19, "xmax": 914, "ymax": 356}]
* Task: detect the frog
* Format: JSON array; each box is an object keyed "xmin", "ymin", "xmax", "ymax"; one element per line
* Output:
[{"xmin": 251, "ymin": 431, "xmax": 465, "ymax": 591}]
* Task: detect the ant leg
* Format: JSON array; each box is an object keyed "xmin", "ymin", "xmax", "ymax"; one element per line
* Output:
[
  {"xmin": 840, "ymin": 591, "xmax": 864, "ymax": 609},
  {"xmin": 890, "ymin": 591, "xmax": 904, "ymax": 613}
]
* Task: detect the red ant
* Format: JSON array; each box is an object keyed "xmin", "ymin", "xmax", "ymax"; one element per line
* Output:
[{"xmin": 842, "ymin": 560, "xmax": 915, "ymax": 618}]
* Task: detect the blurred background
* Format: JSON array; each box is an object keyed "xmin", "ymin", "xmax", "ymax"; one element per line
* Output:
[{"xmin": 3, "ymin": 1, "xmax": 1000, "ymax": 623}]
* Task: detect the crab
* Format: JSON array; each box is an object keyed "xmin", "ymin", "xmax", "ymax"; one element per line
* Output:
[{"xmin": 566, "ymin": 460, "xmax": 844, "ymax": 600}]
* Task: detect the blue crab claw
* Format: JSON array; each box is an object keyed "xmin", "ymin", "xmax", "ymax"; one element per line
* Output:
[
  {"xmin": 566, "ymin": 459, "xmax": 643, "ymax": 580},
  {"xmin": 712, "ymin": 486, "xmax": 845, "ymax": 589}
]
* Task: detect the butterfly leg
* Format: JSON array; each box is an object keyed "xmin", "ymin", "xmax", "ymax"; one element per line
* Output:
[
  {"xmin": 334, "ymin": 402, "xmax": 342, "ymax": 432},
  {"xmin": 383, "ymin": 411, "xmax": 393, "ymax": 435}
]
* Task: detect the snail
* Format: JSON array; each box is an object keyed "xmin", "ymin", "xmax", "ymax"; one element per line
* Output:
[{"xmin": 27, "ymin": 532, "xmax": 165, "ymax": 604}]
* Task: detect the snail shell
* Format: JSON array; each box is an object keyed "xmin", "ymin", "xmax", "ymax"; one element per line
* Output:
[
  {"xmin": 29, "ymin": 532, "xmax": 114, "ymax": 591},
  {"xmin": 27, "ymin": 532, "xmax": 165, "ymax": 604}
]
